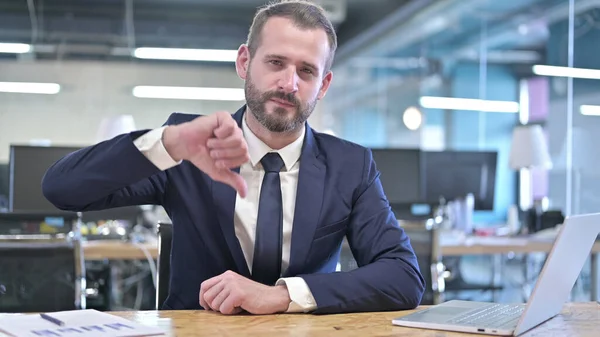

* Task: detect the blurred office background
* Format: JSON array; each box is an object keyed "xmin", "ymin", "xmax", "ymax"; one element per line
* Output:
[{"xmin": 0, "ymin": 0, "xmax": 598, "ymax": 312}]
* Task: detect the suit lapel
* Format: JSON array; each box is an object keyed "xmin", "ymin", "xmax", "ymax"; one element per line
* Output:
[
  {"xmin": 211, "ymin": 106, "xmax": 250, "ymax": 278},
  {"xmin": 285, "ymin": 126, "xmax": 326, "ymax": 276}
]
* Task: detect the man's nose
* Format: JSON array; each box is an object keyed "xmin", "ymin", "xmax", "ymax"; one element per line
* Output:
[{"xmin": 278, "ymin": 68, "xmax": 299, "ymax": 94}]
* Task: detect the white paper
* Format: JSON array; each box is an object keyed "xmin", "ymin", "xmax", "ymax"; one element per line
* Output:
[{"xmin": 0, "ymin": 309, "xmax": 165, "ymax": 337}]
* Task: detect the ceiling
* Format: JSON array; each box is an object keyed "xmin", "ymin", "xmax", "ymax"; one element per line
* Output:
[
  {"xmin": 2, "ymin": 0, "xmax": 595, "ymax": 71},
  {"xmin": 340, "ymin": 0, "xmax": 600, "ymax": 65},
  {"xmin": 0, "ymin": 0, "xmax": 411, "ymax": 62}
]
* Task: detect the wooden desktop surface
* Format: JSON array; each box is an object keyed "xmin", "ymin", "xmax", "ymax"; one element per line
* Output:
[
  {"xmin": 82, "ymin": 237, "xmax": 600, "ymax": 261},
  {"xmin": 111, "ymin": 303, "xmax": 599, "ymax": 336}
]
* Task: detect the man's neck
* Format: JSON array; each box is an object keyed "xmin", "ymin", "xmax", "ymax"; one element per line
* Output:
[{"xmin": 245, "ymin": 108, "xmax": 303, "ymax": 150}]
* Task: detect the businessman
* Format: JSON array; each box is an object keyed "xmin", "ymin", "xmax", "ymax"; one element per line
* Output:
[{"xmin": 42, "ymin": 0, "xmax": 425, "ymax": 315}]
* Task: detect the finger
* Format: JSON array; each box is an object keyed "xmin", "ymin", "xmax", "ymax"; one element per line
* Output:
[
  {"xmin": 206, "ymin": 131, "xmax": 244, "ymax": 149},
  {"xmin": 201, "ymin": 275, "xmax": 223, "ymax": 292},
  {"xmin": 219, "ymin": 291, "xmax": 242, "ymax": 315},
  {"xmin": 203, "ymin": 281, "xmax": 226, "ymax": 311},
  {"xmin": 214, "ymin": 110, "xmax": 234, "ymax": 127},
  {"xmin": 210, "ymin": 287, "xmax": 231, "ymax": 312},
  {"xmin": 199, "ymin": 291, "xmax": 210, "ymax": 311},
  {"xmin": 215, "ymin": 170, "xmax": 248, "ymax": 198},
  {"xmin": 220, "ymin": 291, "xmax": 244, "ymax": 315},
  {"xmin": 213, "ymin": 119, "xmax": 238, "ymax": 139},
  {"xmin": 199, "ymin": 276, "xmax": 223, "ymax": 310},
  {"xmin": 210, "ymin": 147, "xmax": 248, "ymax": 161}
]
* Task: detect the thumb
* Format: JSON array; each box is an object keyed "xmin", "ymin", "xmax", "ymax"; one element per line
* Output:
[{"xmin": 216, "ymin": 169, "xmax": 248, "ymax": 198}]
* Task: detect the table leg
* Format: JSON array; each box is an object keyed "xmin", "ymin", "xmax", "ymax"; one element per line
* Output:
[
  {"xmin": 521, "ymin": 254, "xmax": 530, "ymax": 302},
  {"xmin": 591, "ymin": 253, "xmax": 597, "ymax": 301},
  {"xmin": 492, "ymin": 254, "xmax": 502, "ymax": 302}
]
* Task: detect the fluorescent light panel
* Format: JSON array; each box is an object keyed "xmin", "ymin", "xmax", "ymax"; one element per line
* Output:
[
  {"xmin": 580, "ymin": 105, "xmax": 600, "ymax": 116},
  {"xmin": 0, "ymin": 82, "xmax": 60, "ymax": 94},
  {"xmin": 133, "ymin": 86, "xmax": 245, "ymax": 101},
  {"xmin": 532, "ymin": 65, "xmax": 600, "ymax": 80},
  {"xmin": 133, "ymin": 47, "xmax": 238, "ymax": 62},
  {"xmin": 419, "ymin": 96, "xmax": 520, "ymax": 113},
  {"xmin": 0, "ymin": 43, "xmax": 31, "ymax": 53}
]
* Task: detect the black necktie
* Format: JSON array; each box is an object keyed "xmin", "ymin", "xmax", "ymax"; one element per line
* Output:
[{"xmin": 252, "ymin": 152, "xmax": 285, "ymax": 285}]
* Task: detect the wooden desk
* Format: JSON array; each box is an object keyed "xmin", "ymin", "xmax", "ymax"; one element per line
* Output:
[
  {"xmin": 441, "ymin": 237, "xmax": 600, "ymax": 256},
  {"xmin": 83, "ymin": 240, "xmax": 158, "ymax": 260},
  {"xmin": 82, "ymin": 237, "xmax": 600, "ymax": 260},
  {"xmin": 111, "ymin": 303, "xmax": 599, "ymax": 336}
]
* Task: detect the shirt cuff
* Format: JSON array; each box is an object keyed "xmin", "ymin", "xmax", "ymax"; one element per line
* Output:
[
  {"xmin": 276, "ymin": 277, "xmax": 317, "ymax": 313},
  {"xmin": 133, "ymin": 126, "xmax": 182, "ymax": 170}
]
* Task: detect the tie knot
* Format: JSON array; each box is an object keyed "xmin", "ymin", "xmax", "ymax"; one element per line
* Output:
[{"xmin": 261, "ymin": 152, "xmax": 284, "ymax": 173}]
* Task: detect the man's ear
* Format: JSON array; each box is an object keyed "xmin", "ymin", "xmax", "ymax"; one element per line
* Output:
[
  {"xmin": 317, "ymin": 70, "xmax": 333, "ymax": 100},
  {"xmin": 236, "ymin": 44, "xmax": 250, "ymax": 80}
]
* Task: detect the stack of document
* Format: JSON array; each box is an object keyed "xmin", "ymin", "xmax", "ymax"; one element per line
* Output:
[{"xmin": 0, "ymin": 309, "xmax": 165, "ymax": 337}]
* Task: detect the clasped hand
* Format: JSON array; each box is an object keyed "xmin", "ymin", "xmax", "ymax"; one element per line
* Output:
[{"xmin": 199, "ymin": 270, "xmax": 291, "ymax": 315}]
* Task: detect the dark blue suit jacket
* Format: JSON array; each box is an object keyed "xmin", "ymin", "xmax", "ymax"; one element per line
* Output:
[{"xmin": 42, "ymin": 106, "xmax": 425, "ymax": 314}]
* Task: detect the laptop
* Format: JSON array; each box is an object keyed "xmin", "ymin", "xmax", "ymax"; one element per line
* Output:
[{"xmin": 392, "ymin": 212, "xmax": 600, "ymax": 336}]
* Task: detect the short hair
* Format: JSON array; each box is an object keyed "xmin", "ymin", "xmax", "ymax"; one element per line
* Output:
[{"xmin": 246, "ymin": 0, "xmax": 337, "ymax": 73}]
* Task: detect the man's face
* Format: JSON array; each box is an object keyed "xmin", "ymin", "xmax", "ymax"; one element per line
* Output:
[{"xmin": 237, "ymin": 17, "xmax": 333, "ymax": 133}]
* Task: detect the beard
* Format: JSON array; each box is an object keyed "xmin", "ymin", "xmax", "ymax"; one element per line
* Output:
[{"xmin": 244, "ymin": 71, "xmax": 317, "ymax": 133}]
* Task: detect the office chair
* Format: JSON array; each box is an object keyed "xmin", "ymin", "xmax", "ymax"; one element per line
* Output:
[
  {"xmin": 338, "ymin": 219, "xmax": 445, "ymax": 305},
  {"xmin": 155, "ymin": 221, "xmax": 173, "ymax": 310},
  {"xmin": 0, "ymin": 234, "xmax": 86, "ymax": 312}
]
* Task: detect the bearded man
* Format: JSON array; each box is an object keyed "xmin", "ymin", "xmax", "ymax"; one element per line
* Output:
[{"xmin": 42, "ymin": 0, "xmax": 424, "ymax": 315}]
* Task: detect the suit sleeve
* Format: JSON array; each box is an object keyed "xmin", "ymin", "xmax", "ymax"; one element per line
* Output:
[
  {"xmin": 299, "ymin": 148, "xmax": 426, "ymax": 314},
  {"xmin": 41, "ymin": 114, "xmax": 180, "ymax": 212}
]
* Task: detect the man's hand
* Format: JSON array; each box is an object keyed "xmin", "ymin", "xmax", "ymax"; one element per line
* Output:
[
  {"xmin": 162, "ymin": 111, "xmax": 249, "ymax": 197},
  {"xmin": 199, "ymin": 270, "xmax": 291, "ymax": 315}
]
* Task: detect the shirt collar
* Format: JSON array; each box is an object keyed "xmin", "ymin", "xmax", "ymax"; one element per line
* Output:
[{"xmin": 242, "ymin": 114, "xmax": 305, "ymax": 171}]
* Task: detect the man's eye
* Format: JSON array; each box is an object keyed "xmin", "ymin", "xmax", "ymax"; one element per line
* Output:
[{"xmin": 269, "ymin": 60, "xmax": 282, "ymax": 66}]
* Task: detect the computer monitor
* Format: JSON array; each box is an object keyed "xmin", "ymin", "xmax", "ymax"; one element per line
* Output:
[
  {"xmin": 370, "ymin": 148, "xmax": 424, "ymax": 205},
  {"xmin": 0, "ymin": 211, "xmax": 80, "ymax": 235},
  {"xmin": 9, "ymin": 145, "xmax": 82, "ymax": 212},
  {"xmin": 422, "ymin": 150, "xmax": 497, "ymax": 210},
  {"xmin": 0, "ymin": 163, "xmax": 9, "ymax": 210},
  {"xmin": 8, "ymin": 145, "xmax": 144, "ymax": 230}
]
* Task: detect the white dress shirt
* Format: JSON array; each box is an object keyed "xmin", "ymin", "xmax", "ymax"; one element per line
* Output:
[{"xmin": 133, "ymin": 115, "xmax": 317, "ymax": 313}]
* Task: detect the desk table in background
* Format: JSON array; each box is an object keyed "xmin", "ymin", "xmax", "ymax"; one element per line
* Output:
[
  {"xmin": 82, "ymin": 236, "xmax": 600, "ymax": 302},
  {"xmin": 83, "ymin": 240, "xmax": 157, "ymax": 260},
  {"xmin": 112, "ymin": 303, "xmax": 598, "ymax": 336},
  {"xmin": 82, "ymin": 236, "xmax": 600, "ymax": 260}
]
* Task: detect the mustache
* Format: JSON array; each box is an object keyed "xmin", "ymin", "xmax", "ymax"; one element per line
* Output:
[{"xmin": 263, "ymin": 91, "xmax": 300, "ymax": 107}]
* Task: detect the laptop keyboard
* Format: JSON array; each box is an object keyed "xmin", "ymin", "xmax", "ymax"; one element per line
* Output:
[{"xmin": 447, "ymin": 303, "xmax": 525, "ymax": 329}]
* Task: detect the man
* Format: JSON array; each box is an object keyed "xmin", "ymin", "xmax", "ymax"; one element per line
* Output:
[{"xmin": 42, "ymin": 0, "xmax": 425, "ymax": 315}]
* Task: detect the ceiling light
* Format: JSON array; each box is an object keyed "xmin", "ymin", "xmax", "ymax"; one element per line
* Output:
[
  {"xmin": 403, "ymin": 106, "xmax": 423, "ymax": 130},
  {"xmin": 532, "ymin": 65, "xmax": 600, "ymax": 80},
  {"xmin": 0, "ymin": 82, "xmax": 60, "ymax": 94},
  {"xmin": 132, "ymin": 86, "xmax": 245, "ymax": 101},
  {"xmin": 580, "ymin": 105, "xmax": 600, "ymax": 116},
  {"xmin": 419, "ymin": 96, "xmax": 519, "ymax": 113},
  {"xmin": 0, "ymin": 43, "xmax": 31, "ymax": 53},
  {"xmin": 133, "ymin": 48, "xmax": 238, "ymax": 62}
]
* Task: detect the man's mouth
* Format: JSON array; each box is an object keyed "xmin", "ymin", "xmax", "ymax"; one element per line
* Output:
[{"xmin": 270, "ymin": 98, "xmax": 295, "ymax": 107}]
